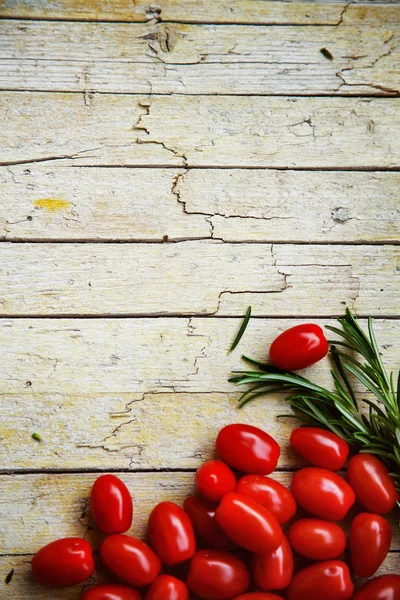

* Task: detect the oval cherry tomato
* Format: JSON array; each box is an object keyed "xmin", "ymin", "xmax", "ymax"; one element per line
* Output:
[
  {"xmin": 251, "ymin": 535, "xmax": 294, "ymax": 591},
  {"xmin": 81, "ymin": 585, "xmax": 142, "ymax": 600},
  {"xmin": 187, "ymin": 549, "xmax": 250, "ymax": 600},
  {"xmin": 90, "ymin": 474, "xmax": 133, "ymax": 535},
  {"xmin": 100, "ymin": 535, "xmax": 161, "ymax": 587},
  {"xmin": 215, "ymin": 492, "xmax": 282, "ymax": 553},
  {"xmin": 348, "ymin": 453, "xmax": 397, "ymax": 514},
  {"xmin": 349, "ymin": 512, "xmax": 392, "ymax": 577},
  {"xmin": 32, "ymin": 538, "xmax": 94, "ymax": 587},
  {"xmin": 216, "ymin": 424, "xmax": 280, "ymax": 474},
  {"xmin": 236, "ymin": 475, "xmax": 296, "ymax": 523},
  {"xmin": 183, "ymin": 496, "xmax": 230, "ymax": 549},
  {"xmin": 269, "ymin": 324, "xmax": 328, "ymax": 371},
  {"xmin": 145, "ymin": 575, "xmax": 189, "ymax": 600},
  {"xmin": 291, "ymin": 467, "xmax": 355, "ymax": 520},
  {"xmin": 288, "ymin": 519, "xmax": 346, "ymax": 561},
  {"xmin": 353, "ymin": 575, "xmax": 400, "ymax": 600},
  {"xmin": 287, "ymin": 560, "xmax": 353, "ymax": 600},
  {"xmin": 195, "ymin": 460, "xmax": 236, "ymax": 503},
  {"xmin": 148, "ymin": 502, "xmax": 196, "ymax": 566},
  {"xmin": 234, "ymin": 595, "xmax": 284, "ymax": 600},
  {"xmin": 290, "ymin": 427, "xmax": 349, "ymax": 471}
]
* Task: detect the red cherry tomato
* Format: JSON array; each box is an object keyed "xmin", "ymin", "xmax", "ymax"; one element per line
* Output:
[
  {"xmin": 148, "ymin": 502, "xmax": 196, "ymax": 566},
  {"xmin": 269, "ymin": 324, "xmax": 328, "ymax": 371},
  {"xmin": 236, "ymin": 475, "xmax": 296, "ymax": 523},
  {"xmin": 183, "ymin": 496, "xmax": 230, "ymax": 549},
  {"xmin": 291, "ymin": 467, "xmax": 355, "ymax": 520},
  {"xmin": 251, "ymin": 535, "xmax": 294, "ymax": 591},
  {"xmin": 81, "ymin": 585, "xmax": 142, "ymax": 600},
  {"xmin": 187, "ymin": 549, "xmax": 250, "ymax": 600},
  {"xmin": 216, "ymin": 424, "xmax": 280, "ymax": 474},
  {"xmin": 32, "ymin": 538, "xmax": 94, "ymax": 587},
  {"xmin": 145, "ymin": 575, "xmax": 189, "ymax": 600},
  {"xmin": 290, "ymin": 427, "xmax": 349, "ymax": 471},
  {"xmin": 234, "ymin": 595, "xmax": 284, "ymax": 600},
  {"xmin": 100, "ymin": 535, "xmax": 161, "ymax": 587},
  {"xmin": 215, "ymin": 492, "xmax": 282, "ymax": 553},
  {"xmin": 349, "ymin": 512, "xmax": 392, "ymax": 578},
  {"xmin": 348, "ymin": 453, "xmax": 397, "ymax": 514},
  {"xmin": 195, "ymin": 460, "xmax": 236, "ymax": 503},
  {"xmin": 288, "ymin": 519, "xmax": 346, "ymax": 561},
  {"xmin": 287, "ymin": 560, "xmax": 354, "ymax": 600},
  {"xmin": 90, "ymin": 474, "xmax": 133, "ymax": 535},
  {"xmin": 353, "ymin": 575, "xmax": 400, "ymax": 600}
]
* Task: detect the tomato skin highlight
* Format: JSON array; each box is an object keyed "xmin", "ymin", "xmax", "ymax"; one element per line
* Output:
[
  {"xmin": 347, "ymin": 453, "xmax": 398, "ymax": 514},
  {"xmin": 353, "ymin": 575, "xmax": 400, "ymax": 600},
  {"xmin": 349, "ymin": 512, "xmax": 392, "ymax": 578},
  {"xmin": 290, "ymin": 427, "xmax": 349, "ymax": 471},
  {"xmin": 195, "ymin": 460, "xmax": 236, "ymax": 503},
  {"xmin": 145, "ymin": 575, "xmax": 189, "ymax": 600},
  {"xmin": 233, "ymin": 595, "xmax": 284, "ymax": 600},
  {"xmin": 90, "ymin": 474, "xmax": 133, "ymax": 535},
  {"xmin": 81, "ymin": 584, "xmax": 143, "ymax": 600},
  {"xmin": 183, "ymin": 496, "xmax": 230, "ymax": 549},
  {"xmin": 291, "ymin": 467, "xmax": 355, "ymax": 520},
  {"xmin": 236, "ymin": 475, "xmax": 296, "ymax": 524},
  {"xmin": 100, "ymin": 535, "xmax": 161, "ymax": 587},
  {"xmin": 288, "ymin": 518, "xmax": 346, "ymax": 561},
  {"xmin": 216, "ymin": 424, "xmax": 280, "ymax": 475},
  {"xmin": 215, "ymin": 492, "xmax": 282, "ymax": 553},
  {"xmin": 32, "ymin": 537, "xmax": 94, "ymax": 587},
  {"xmin": 251, "ymin": 535, "xmax": 294, "ymax": 591},
  {"xmin": 269, "ymin": 324, "xmax": 328, "ymax": 371},
  {"xmin": 148, "ymin": 502, "xmax": 196, "ymax": 566},
  {"xmin": 187, "ymin": 549, "xmax": 250, "ymax": 600},
  {"xmin": 287, "ymin": 560, "xmax": 354, "ymax": 600}
]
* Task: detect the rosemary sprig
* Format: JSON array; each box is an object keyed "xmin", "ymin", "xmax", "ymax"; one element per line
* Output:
[{"xmin": 229, "ymin": 309, "xmax": 400, "ymax": 488}]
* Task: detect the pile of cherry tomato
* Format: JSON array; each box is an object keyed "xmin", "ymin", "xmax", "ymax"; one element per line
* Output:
[{"xmin": 31, "ymin": 422, "xmax": 400, "ymax": 599}]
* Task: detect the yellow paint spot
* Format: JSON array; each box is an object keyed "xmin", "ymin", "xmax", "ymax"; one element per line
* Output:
[{"xmin": 34, "ymin": 198, "xmax": 71, "ymax": 212}]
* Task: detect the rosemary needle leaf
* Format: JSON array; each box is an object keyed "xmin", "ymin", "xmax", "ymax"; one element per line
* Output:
[
  {"xmin": 5, "ymin": 569, "xmax": 14, "ymax": 584},
  {"xmin": 229, "ymin": 306, "xmax": 252, "ymax": 353},
  {"xmin": 32, "ymin": 433, "xmax": 41, "ymax": 442},
  {"xmin": 320, "ymin": 47, "xmax": 334, "ymax": 60}
]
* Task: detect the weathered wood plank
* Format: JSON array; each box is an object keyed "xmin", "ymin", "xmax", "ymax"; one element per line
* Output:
[
  {"xmin": 1, "ymin": 22, "xmax": 398, "ymax": 95},
  {"xmin": 2, "ymin": 167, "xmax": 399, "ymax": 243},
  {"xmin": 1, "ymin": 94, "xmax": 399, "ymax": 168},
  {"xmin": 0, "ymin": 243, "xmax": 398, "ymax": 315},
  {"xmin": 0, "ymin": 1, "xmax": 398, "ymax": 25}
]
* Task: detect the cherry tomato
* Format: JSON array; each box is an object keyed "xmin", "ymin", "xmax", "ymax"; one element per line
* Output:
[
  {"xmin": 287, "ymin": 560, "xmax": 353, "ymax": 600},
  {"xmin": 234, "ymin": 595, "xmax": 284, "ymax": 600},
  {"xmin": 348, "ymin": 453, "xmax": 397, "ymax": 514},
  {"xmin": 236, "ymin": 475, "xmax": 296, "ymax": 524},
  {"xmin": 269, "ymin": 324, "xmax": 328, "ymax": 371},
  {"xmin": 349, "ymin": 512, "xmax": 392, "ymax": 577},
  {"xmin": 251, "ymin": 535, "xmax": 294, "ymax": 591},
  {"xmin": 148, "ymin": 502, "xmax": 196, "ymax": 566},
  {"xmin": 195, "ymin": 460, "xmax": 236, "ymax": 503},
  {"xmin": 291, "ymin": 467, "xmax": 355, "ymax": 520},
  {"xmin": 90, "ymin": 474, "xmax": 133, "ymax": 535},
  {"xmin": 100, "ymin": 535, "xmax": 161, "ymax": 587},
  {"xmin": 81, "ymin": 585, "xmax": 142, "ymax": 600},
  {"xmin": 290, "ymin": 427, "xmax": 349, "ymax": 471},
  {"xmin": 145, "ymin": 575, "xmax": 189, "ymax": 600},
  {"xmin": 187, "ymin": 549, "xmax": 250, "ymax": 600},
  {"xmin": 353, "ymin": 575, "xmax": 400, "ymax": 600},
  {"xmin": 183, "ymin": 496, "xmax": 230, "ymax": 549},
  {"xmin": 32, "ymin": 538, "xmax": 94, "ymax": 587},
  {"xmin": 216, "ymin": 424, "xmax": 280, "ymax": 474},
  {"xmin": 288, "ymin": 519, "xmax": 346, "ymax": 561},
  {"xmin": 215, "ymin": 492, "xmax": 282, "ymax": 553}
]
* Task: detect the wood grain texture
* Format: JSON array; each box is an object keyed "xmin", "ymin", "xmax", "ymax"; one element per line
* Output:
[
  {"xmin": 0, "ymin": 242, "xmax": 398, "ymax": 315},
  {"xmin": 2, "ymin": 21, "xmax": 399, "ymax": 95},
  {"xmin": 1, "ymin": 93, "xmax": 400, "ymax": 168}
]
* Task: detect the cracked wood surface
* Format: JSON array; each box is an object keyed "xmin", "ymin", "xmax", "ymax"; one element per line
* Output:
[
  {"xmin": 2, "ymin": 21, "xmax": 399, "ymax": 95},
  {"xmin": 1, "ymin": 93, "xmax": 400, "ymax": 168},
  {"xmin": 0, "ymin": 243, "xmax": 398, "ymax": 315},
  {"xmin": 2, "ymin": 166, "xmax": 399, "ymax": 242}
]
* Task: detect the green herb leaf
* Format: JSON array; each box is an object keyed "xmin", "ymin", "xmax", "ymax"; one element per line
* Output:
[
  {"xmin": 320, "ymin": 48, "xmax": 333, "ymax": 60},
  {"xmin": 229, "ymin": 306, "xmax": 251, "ymax": 353},
  {"xmin": 5, "ymin": 569, "xmax": 14, "ymax": 584},
  {"xmin": 32, "ymin": 433, "xmax": 41, "ymax": 442}
]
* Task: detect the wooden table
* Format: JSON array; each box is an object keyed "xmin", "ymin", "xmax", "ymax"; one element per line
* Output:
[{"xmin": 0, "ymin": 0, "xmax": 399, "ymax": 596}]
